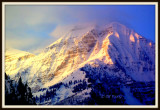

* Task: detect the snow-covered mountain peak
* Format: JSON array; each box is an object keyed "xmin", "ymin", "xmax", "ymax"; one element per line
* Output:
[
  {"xmin": 108, "ymin": 22, "xmax": 127, "ymax": 28},
  {"xmin": 5, "ymin": 22, "xmax": 155, "ymax": 92},
  {"xmin": 5, "ymin": 48, "xmax": 35, "ymax": 77},
  {"xmin": 50, "ymin": 22, "xmax": 133, "ymax": 46},
  {"xmin": 103, "ymin": 22, "xmax": 131, "ymax": 36},
  {"xmin": 50, "ymin": 23, "xmax": 96, "ymax": 38}
]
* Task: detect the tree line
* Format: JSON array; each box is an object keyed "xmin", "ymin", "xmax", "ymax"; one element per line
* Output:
[{"xmin": 5, "ymin": 73, "xmax": 36, "ymax": 105}]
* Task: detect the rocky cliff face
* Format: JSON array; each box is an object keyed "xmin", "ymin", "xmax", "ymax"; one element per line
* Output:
[{"xmin": 5, "ymin": 22, "xmax": 155, "ymax": 93}]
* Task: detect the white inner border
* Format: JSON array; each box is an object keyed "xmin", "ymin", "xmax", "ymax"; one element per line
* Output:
[{"xmin": 2, "ymin": 2, "xmax": 158, "ymax": 108}]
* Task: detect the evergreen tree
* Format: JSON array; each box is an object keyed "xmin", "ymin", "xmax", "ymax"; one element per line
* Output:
[
  {"xmin": 5, "ymin": 73, "xmax": 8, "ymax": 80},
  {"xmin": 5, "ymin": 74, "xmax": 36, "ymax": 105},
  {"xmin": 17, "ymin": 77, "xmax": 24, "ymax": 95}
]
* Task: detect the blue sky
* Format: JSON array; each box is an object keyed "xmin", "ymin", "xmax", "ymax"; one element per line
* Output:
[{"xmin": 5, "ymin": 5, "xmax": 155, "ymax": 53}]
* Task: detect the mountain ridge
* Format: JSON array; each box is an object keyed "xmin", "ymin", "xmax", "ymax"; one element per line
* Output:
[{"xmin": 5, "ymin": 22, "xmax": 155, "ymax": 93}]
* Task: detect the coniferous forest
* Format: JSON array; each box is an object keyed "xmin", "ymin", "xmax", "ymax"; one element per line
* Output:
[{"xmin": 5, "ymin": 73, "xmax": 36, "ymax": 105}]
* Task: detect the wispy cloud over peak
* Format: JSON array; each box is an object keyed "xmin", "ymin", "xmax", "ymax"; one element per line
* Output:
[{"xmin": 5, "ymin": 5, "xmax": 155, "ymax": 52}]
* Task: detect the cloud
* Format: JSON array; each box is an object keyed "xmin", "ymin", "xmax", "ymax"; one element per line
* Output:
[
  {"xmin": 4, "ymin": 5, "xmax": 135, "ymax": 51},
  {"xmin": 6, "ymin": 6, "xmax": 77, "ymax": 29},
  {"xmin": 5, "ymin": 31, "xmax": 44, "ymax": 51},
  {"xmin": 6, "ymin": 37, "xmax": 37, "ymax": 50},
  {"xmin": 5, "ymin": 5, "xmax": 155, "ymax": 52},
  {"xmin": 6, "ymin": 5, "xmax": 131, "ymax": 30}
]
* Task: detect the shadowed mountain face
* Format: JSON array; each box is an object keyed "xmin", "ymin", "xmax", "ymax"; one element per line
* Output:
[{"xmin": 5, "ymin": 22, "xmax": 155, "ymax": 96}]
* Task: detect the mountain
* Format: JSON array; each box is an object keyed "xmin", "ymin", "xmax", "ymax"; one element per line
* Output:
[{"xmin": 5, "ymin": 22, "xmax": 155, "ymax": 105}]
